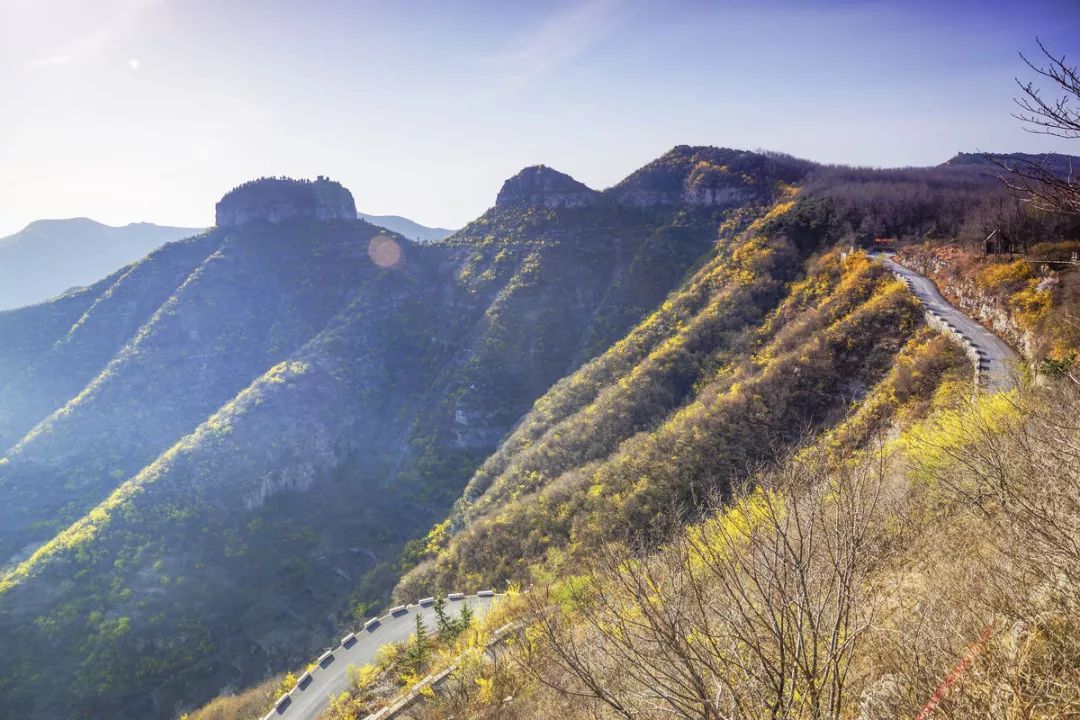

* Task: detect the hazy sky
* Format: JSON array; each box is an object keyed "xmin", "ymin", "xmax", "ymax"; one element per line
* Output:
[{"xmin": 1, "ymin": 0, "xmax": 1078, "ymax": 236}]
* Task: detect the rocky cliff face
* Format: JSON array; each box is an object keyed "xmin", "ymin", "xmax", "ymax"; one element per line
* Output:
[
  {"xmin": 495, "ymin": 166, "xmax": 600, "ymax": 209},
  {"xmin": 611, "ymin": 145, "xmax": 814, "ymax": 208},
  {"xmin": 216, "ymin": 176, "xmax": 357, "ymax": 227},
  {"xmin": 0, "ymin": 151, "xmax": 771, "ymax": 719}
]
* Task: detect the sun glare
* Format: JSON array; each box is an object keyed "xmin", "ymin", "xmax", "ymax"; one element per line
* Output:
[{"xmin": 367, "ymin": 234, "xmax": 401, "ymax": 268}]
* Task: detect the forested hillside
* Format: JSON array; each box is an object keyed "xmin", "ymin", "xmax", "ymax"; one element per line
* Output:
[
  {"xmin": 395, "ymin": 195, "xmax": 930, "ymax": 596},
  {"xmin": 305, "ymin": 164, "xmax": 1080, "ymax": 720},
  {"xmin": 392, "ymin": 153, "xmax": 1079, "ymax": 598},
  {"xmin": 7, "ymin": 145, "xmax": 1078, "ymax": 720},
  {"xmin": 0, "ymin": 149, "xmax": 810, "ymax": 720}
]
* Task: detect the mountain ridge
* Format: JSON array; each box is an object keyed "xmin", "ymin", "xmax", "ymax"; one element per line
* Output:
[
  {"xmin": 0, "ymin": 149, "xmax": 811, "ymax": 719},
  {"xmin": 0, "ymin": 218, "xmax": 202, "ymax": 311},
  {"xmin": 357, "ymin": 212, "xmax": 456, "ymax": 242}
]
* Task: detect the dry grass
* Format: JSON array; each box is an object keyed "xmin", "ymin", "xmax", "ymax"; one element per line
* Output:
[
  {"xmin": 179, "ymin": 673, "xmax": 285, "ymax": 720},
  {"xmin": 408, "ymin": 381, "xmax": 1080, "ymax": 720}
]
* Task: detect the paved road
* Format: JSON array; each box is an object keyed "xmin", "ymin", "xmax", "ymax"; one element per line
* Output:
[
  {"xmin": 876, "ymin": 254, "xmax": 1019, "ymax": 392},
  {"xmin": 266, "ymin": 593, "xmax": 500, "ymax": 720}
]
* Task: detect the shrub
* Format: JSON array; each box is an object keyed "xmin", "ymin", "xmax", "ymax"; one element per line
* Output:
[
  {"xmin": 977, "ymin": 259, "xmax": 1034, "ymax": 292},
  {"xmin": 1010, "ymin": 281, "xmax": 1053, "ymax": 331}
]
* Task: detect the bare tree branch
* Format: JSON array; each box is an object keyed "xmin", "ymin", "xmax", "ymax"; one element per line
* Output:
[{"xmin": 988, "ymin": 39, "xmax": 1080, "ymax": 215}]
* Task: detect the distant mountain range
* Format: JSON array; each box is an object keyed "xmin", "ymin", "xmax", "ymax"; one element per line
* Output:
[
  {"xmin": 0, "ymin": 148, "xmax": 814, "ymax": 719},
  {"xmin": 0, "ymin": 219, "xmax": 202, "ymax": 311},
  {"xmin": 358, "ymin": 212, "xmax": 456, "ymax": 242},
  {"xmin": 943, "ymin": 151, "xmax": 1080, "ymax": 178},
  {"xmin": 0, "ymin": 148, "xmax": 1062, "ymax": 720},
  {"xmin": 0, "ymin": 213, "xmax": 452, "ymax": 313}
]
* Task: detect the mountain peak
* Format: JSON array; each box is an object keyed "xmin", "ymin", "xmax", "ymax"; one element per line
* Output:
[
  {"xmin": 495, "ymin": 165, "xmax": 599, "ymax": 209},
  {"xmin": 611, "ymin": 146, "xmax": 815, "ymax": 208},
  {"xmin": 215, "ymin": 176, "xmax": 357, "ymax": 227},
  {"xmin": 18, "ymin": 217, "xmax": 106, "ymax": 234}
]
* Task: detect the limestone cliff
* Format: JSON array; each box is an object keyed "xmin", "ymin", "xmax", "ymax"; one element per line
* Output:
[
  {"xmin": 495, "ymin": 166, "xmax": 600, "ymax": 209},
  {"xmin": 611, "ymin": 145, "xmax": 812, "ymax": 208},
  {"xmin": 215, "ymin": 176, "xmax": 357, "ymax": 227}
]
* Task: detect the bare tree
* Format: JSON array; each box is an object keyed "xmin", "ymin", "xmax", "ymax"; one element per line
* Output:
[
  {"xmin": 900, "ymin": 384, "xmax": 1080, "ymax": 717},
  {"xmin": 993, "ymin": 39, "xmax": 1080, "ymax": 215},
  {"xmin": 513, "ymin": 455, "xmax": 894, "ymax": 720}
]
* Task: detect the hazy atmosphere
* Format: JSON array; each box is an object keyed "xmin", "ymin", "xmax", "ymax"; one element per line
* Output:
[
  {"xmin": 3, "ymin": 3, "xmax": 1080, "ymax": 719},
  {"xmin": 1, "ymin": 0, "xmax": 1077, "ymax": 235}
]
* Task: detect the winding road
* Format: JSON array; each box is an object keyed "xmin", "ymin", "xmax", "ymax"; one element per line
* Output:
[
  {"xmin": 262, "ymin": 254, "xmax": 1012, "ymax": 720},
  {"xmin": 264, "ymin": 592, "xmax": 501, "ymax": 720},
  {"xmin": 876, "ymin": 254, "xmax": 1019, "ymax": 392}
]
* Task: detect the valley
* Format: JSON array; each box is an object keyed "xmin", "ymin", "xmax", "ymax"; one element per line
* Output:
[
  {"xmin": 2, "ymin": 143, "xmax": 1078, "ymax": 720},
  {"xmin": 4, "ymin": 4, "xmax": 1080, "ymax": 719},
  {"xmin": 0, "ymin": 149, "xmax": 810, "ymax": 719}
]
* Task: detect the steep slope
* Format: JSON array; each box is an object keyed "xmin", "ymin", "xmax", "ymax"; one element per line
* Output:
[
  {"xmin": 0, "ymin": 218, "xmax": 202, "ymax": 311},
  {"xmin": 395, "ymin": 195, "xmax": 923, "ymax": 597},
  {"xmin": 392, "ymin": 159, "xmax": 1023, "ymax": 600},
  {"xmin": 0, "ymin": 151, "xmax": 808, "ymax": 720},
  {"xmin": 357, "ymin": 213, "xmax": 456, "ymax": 242},
  {"xmin": 191, "ymin": 151, "xmax": 1068, "ymax": 720}
]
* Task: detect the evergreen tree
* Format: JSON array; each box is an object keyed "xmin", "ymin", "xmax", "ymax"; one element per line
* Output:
[
  {"xmin": 455, "ymin": 600, "xmax": 474, "ymax": 634},
  {"xmin": 408, "ymin": 612, "xmax": 430, "ymax": 670},
  {"xmin": 433, "ymin": 592, "xmax": 452, "ymax": 636}
]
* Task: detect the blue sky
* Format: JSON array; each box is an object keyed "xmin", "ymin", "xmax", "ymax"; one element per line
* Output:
[{"xmin": 1, "ymin": 0, "xmax": 1078, "ymax": 235}]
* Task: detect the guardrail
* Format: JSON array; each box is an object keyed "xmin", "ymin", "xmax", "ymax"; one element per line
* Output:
[
  {"xmin": 895, "ymin": 274, "xmax": 991, "ymax": 389},
  {"xmin": 362, "ymin": 621, "xmax": 520, "ymax": 720},
  {"xmin": 260, "ymin": 591, "xmax": 501, "ymax": 720}
]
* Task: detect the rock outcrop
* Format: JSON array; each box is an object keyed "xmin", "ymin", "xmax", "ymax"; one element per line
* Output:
[
  {"xmin": 216, "ymin": 176, "xmax": 357, "ymax": 227},
  {"xmin": 611, "ymin": 145, "xmax": 813, "ymax": 208},
  {"xmin": 495, "ymin": 166, "xmax": 600, "ymax": 209}
]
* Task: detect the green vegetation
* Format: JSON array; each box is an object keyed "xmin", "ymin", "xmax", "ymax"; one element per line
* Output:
[
  {"xmin": 0, "ymin": 148, "xmax": 799, "ymax": 720},
  {"xmin": 393, "ymin": 376, "xmax": 1080, "ymax": 720},
  {"xmin": 6, "ymin": 145, "xmax": 1076, "ymax": 720},
  {"xmin": 405, "ymin": 614, "xmax": 431, "ymax": 670},
  {"xmin": 396, "ymin": 199, "xmax": 925, "ymax": 598}
]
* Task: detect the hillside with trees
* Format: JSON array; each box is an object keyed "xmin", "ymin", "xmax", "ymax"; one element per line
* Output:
[
  {"xmin": 393, "ymin": 190, "xmax": 955, "ymax": 598},
  {"xmin": 6, "ymin": 3, "xmax": 1080, "ymax": 717},
  {"xmin": 286, "ymin": 41, "xmax": 1080, "ymax": 720},
  {"xmin": 0, "ymin": 156, "xmax": 807, "ymax": 719},
  {"xmin": 4, "ymin": 126, "xmax": 1079, "ymax": 720}
]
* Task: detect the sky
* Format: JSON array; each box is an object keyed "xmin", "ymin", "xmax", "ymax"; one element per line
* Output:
[{"xmin": 1, "ymin": 0, "xmax": 1079, "ymax": 236}]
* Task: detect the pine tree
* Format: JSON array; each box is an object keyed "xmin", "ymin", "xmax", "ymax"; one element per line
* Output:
[
  {"xmin": 433, "ymin": 592, "xmax": 452, "ymax": 636},
  {"xmin": 455, "ymin": 600, "xmax": 474, "ymax": 634},
  {"xmin": 405, "ymin": 612, "xmax": 430, "ymax": 671},
  {"xmin": 415, "ymin": 612, "xmax": 429, "ymax": 655}
]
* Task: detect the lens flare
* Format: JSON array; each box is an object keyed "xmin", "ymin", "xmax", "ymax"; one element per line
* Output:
[{"xmin": 368, "ymin": 234, "xmax": 401, "ymax": 268}]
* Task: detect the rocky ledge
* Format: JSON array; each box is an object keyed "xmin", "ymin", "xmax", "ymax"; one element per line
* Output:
[
  {"xmin": 216, "ymin": 176, "xmax": 357, "ymax": 227},
  {"xmin": 611, "ymin": 145, "xmax": 813, "ymax": 208},
  {"xmin": 495, "ymin": 165, "xmax": 600, "ymax": 209}
]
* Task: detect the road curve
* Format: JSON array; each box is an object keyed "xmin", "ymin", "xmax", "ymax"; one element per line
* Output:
[
  {"xmin": 876, "ymin": 254, "xmax": 1019, "ymax": 392},
  {"xmin": 264, "ymin": 593, "xmax": 501, "ymax": 720}
]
